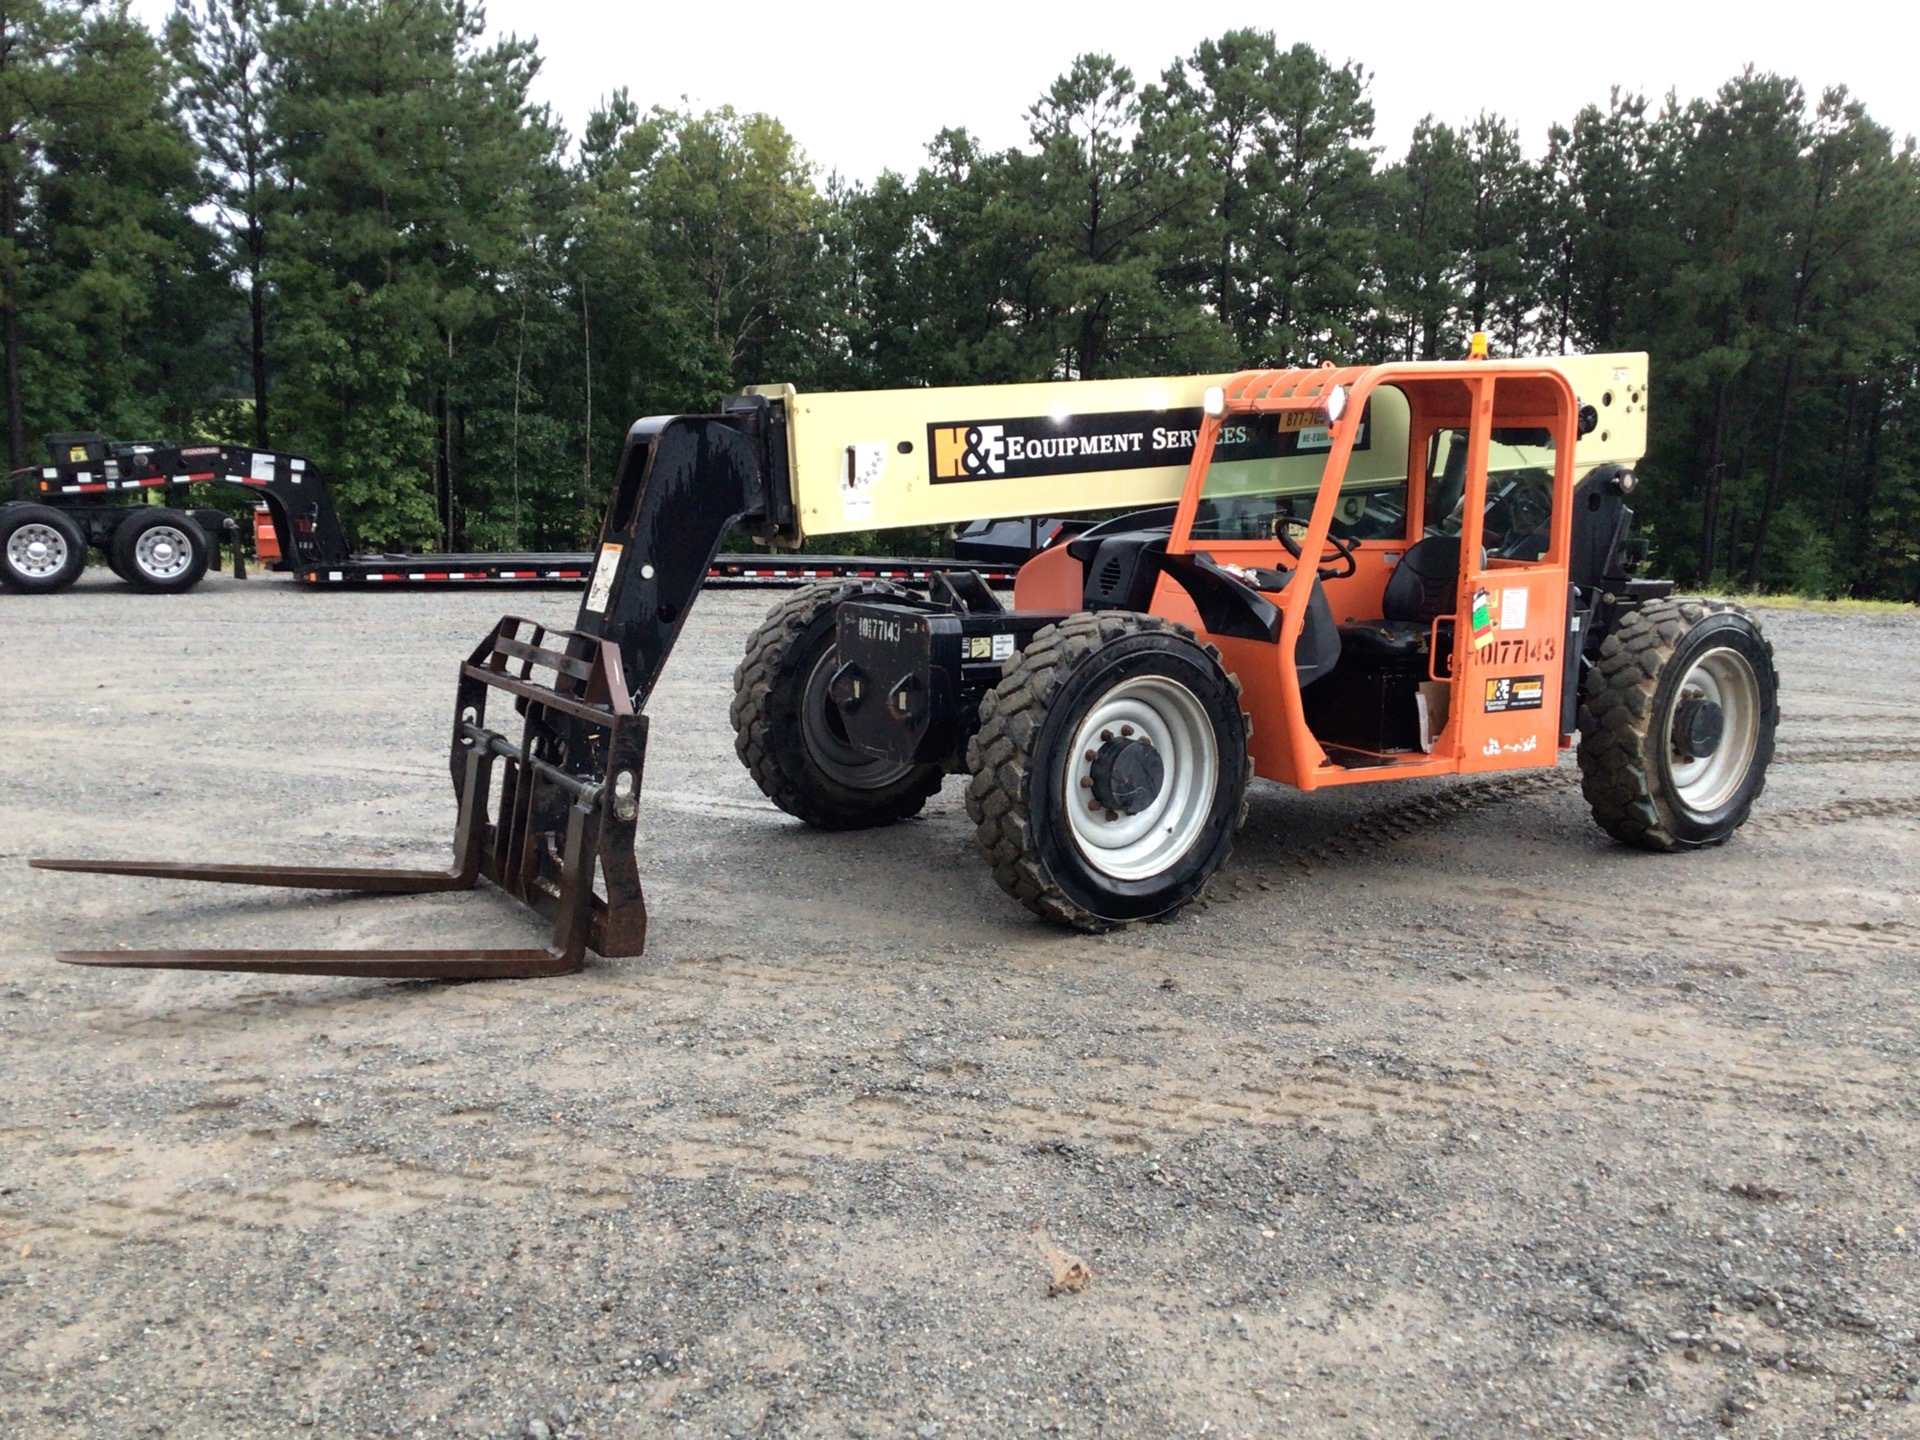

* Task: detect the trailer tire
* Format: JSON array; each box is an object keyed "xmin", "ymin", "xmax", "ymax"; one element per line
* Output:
[
  {"xmin": 731, "ymin": 580, "xmax": 946, "ymax": 829},
  {"xmin": 965, "ymin": 612, "xmax": 1250, "ymax": 931},
  {"xmin": 1577, "ymin": 597, "xmax": 1777, "ymax": 850},
  {"xmin": 106, "ymin": 534, "xmax": 137, "ymax": 582},
  {"xmin": 111, "ymin": 508, "xmax": 209, "ymax": 592},
  {"xmin": 0, "ymin": 504, "xmax": 88, "ymax": 592}
]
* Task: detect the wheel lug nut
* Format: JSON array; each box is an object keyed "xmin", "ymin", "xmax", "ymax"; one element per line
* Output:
[
  {"xmin": 1080, "ymin": 776, "xmax": 1093, "ymax": 788},
  {"xmin": 1088, "ymin": 799, "xmax": 1103, "ymax": 813},
  {"xmin": 1101, "ymin": 729, "xmax": 1114, "ymax": 742},
  {"xmin": 1121, "ymin": 724, "xmax": 1134, "ymax": 737}
]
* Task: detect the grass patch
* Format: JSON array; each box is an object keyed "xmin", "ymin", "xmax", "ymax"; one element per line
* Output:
[{"xmin": 1705, "ymin": 592, "xmax": 1919, "ymax": 616}]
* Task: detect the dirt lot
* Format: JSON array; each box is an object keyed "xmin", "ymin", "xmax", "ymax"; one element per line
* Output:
[{"xmin": 1, "ymin": 572, "xmax": 1916, "ymax": 1440}]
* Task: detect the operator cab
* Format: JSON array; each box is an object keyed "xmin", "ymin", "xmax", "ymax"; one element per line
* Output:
[{"xmin": 1167, "ymin": 367, "xmax": 1581, "ymax": 779}]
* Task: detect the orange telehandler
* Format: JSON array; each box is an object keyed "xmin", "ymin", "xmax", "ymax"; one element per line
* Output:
[{"xmin": 36, "ymin": 348, "xmax": 1778, "ymax": 975}]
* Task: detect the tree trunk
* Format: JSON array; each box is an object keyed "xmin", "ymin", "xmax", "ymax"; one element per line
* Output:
[
  {"xmin": 435, "ymin": 385, "xmax": 452, "ymax": 552},
  {"xmin": 1, "ymin": 166, "xmax": 22, "ymax": 470},
  {"xmin": 510, "ymin": 287, "xmax": 526, "ymax": 547},
  {"xmin": 579, "ymin": 278, "xmax": 593, "ymax": 538},
  {"xmin": 1742, "ymin": 347, "xmax": 1800, "ymax": 589},
  {"xmin": 437, "ymin": 329, "xmax": 458, "ymax": 550},
  {"xmin": 248, "ymin": 213, "xmax": 268, "ymax": 447},
  {"xmin": 1828, "ymin": 379, "xmax": 1856, "ymax": 534},
  {"xmin": 0, "ymin": 11, "xmax": 20, "ymax": 471},
  {"xmin": 1696, "ymin": 379, "xmax": 1732, "ymax": 587}
]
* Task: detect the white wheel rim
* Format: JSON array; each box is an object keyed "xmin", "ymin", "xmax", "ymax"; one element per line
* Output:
[
  {"xmin": 7, "ymin": 523, "xmax": 69, "ymax": 578},
  {"xmin": 1063, "ymin": 675, "xmax": 1217, "ymax": 881},
  {"xmin": 1667, "ymin": 646, "xmax": 1759, "ymax": 814},
  {"xmin": 134, "ymin": 525, "xmax": 193, "ymax": 580}
]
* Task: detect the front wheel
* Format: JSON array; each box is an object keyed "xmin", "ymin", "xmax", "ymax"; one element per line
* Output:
[
  {"xmin": 731, "ymin": 581, "xmax": 946, "ymax": 829},
  {"xmin": 1578, "ymin": 598, "xmax": 1778, "ymax": 850},
  {"xmin": 0, "ymin": 504, "xmax": 88, "ymax": 592},
  {"xmin": 965, "ymin": 612, "xmax": 1250, "ymax": 930},
  {"xmin": 112, "ymin": 508, "xmax": 210, "ymax": 592}
]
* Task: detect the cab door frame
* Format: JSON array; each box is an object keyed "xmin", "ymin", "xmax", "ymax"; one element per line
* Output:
[
  {"xmin": 1425, "ymin": 370, "xmax": 1579, "ymax": 772},
  {"xmin": 1164, "ymin": 361, "xmax": 1582, "ymax": 792}
]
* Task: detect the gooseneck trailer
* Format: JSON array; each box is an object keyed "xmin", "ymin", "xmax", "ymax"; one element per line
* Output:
[{"xmin": 1, "ymin": 432, "xmax": 1021, "ymax": 594}]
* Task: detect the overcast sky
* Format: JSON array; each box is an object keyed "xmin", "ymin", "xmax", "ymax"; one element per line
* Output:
[{"xmin": 135, "ymin": 0, "xmax": 1917, "ymax": 179}]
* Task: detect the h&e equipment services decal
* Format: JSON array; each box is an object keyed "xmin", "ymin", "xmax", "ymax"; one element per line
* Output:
[
  {"xmin": 1483, "ymin": 675, "xmax": 1545, "ymax": 714},
  {"xmin": 926, "ymin": 406, "xmax": 1367, "ymax": 484}
]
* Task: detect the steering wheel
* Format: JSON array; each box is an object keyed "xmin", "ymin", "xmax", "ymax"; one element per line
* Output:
[
  {"xmin": 1484, "ymin": 478, "xmax": 1553, "ymax": 558},
  {"xmin": 1276, "ymin": 518, "xmax": 1359, "ymax": 579}
]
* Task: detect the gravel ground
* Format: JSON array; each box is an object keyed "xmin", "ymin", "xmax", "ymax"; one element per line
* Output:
[{"xmin": 2, "ymin": 571, "xmax": 1917, "ymax": 1440}]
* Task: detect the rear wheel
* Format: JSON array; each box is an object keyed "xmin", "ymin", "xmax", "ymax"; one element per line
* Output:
[
  {"xmin": 965, "ymin": 612, "xmax": 1250, "ymax": 930},
  {"xmin": 112, "ymin": 508, "xmax": 209, "ymax": 592},
  {"xmin": 731, "ymin": 580, "xmax": 945, "ymax": 829},
  {"xmin": 1578, "ymin": 598, "xmax": 1778, "ymax": 850},
  {"xmin": 0, "ymin": 504, "xmax": 87, "ymax": 592}
]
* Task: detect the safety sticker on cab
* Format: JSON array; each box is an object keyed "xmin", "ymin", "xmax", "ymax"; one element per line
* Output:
[
  {"xmin": 1483, "ymin": 675, "xmax": 1545, "ymax": 713},
  {"xmin": 1470, "ymin": 587, "xmax": 1494, "ymax": 647}
]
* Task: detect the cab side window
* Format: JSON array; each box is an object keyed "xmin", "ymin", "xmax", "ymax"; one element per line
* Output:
[{"xmin": 1423, "ymin": 428, "xmax": 1556, "ymax": 558}]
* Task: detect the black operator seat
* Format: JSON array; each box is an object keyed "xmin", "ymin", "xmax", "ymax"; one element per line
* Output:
[
  {"xmin": 1211, "ymin": 560, "xmax": 1341, "ymax": 687},
  {"xmin": 1067, "ymin": 518, "xmax": 1342, "ymax": 689},
  {"xmin": 1339, "ymin": 534, "xmax": 1463, "ymax": 659}
]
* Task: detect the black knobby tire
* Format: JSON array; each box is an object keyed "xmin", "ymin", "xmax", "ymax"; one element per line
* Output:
[
  {"xmin": 1578, "ymin": 597, "xmax": 1778, "ymax": 850},
  {"xmin": 730, "ymin": 580, "xmax": 945, "ymax": 829},
  {"xmin": 964, "ymin": 612, "xmax": 1251, "ymax": 931},
  {"xmin": 111, "ymin": 508, "xmax": 210, "ymax": 592},
  {"xmin": 0, "ymin": 504, "xmax": 88, "ymax": 592}
]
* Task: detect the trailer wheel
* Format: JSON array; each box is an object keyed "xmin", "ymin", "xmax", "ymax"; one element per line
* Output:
[
  {"xmin": 731, "ymin": 580, "xmax": 945, "ymax": 829},
  {"xmin": 112, "ymin": 508, "xmax": 210, "ymax": 592},
  {"xmin": 0, "ymin": 504, "xmax": 88, "ymax": 592},
  {"xmin": 965, "ymin": 612, "xmax": 1250, "ymax": 931},
  {"xmin": 1578, "ymin": 597, "xmax": 1778, "ymax": 850}
]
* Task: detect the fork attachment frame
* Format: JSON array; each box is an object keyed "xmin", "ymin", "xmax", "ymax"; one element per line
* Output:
[
  {"xmin": 38, "ymin": 616, "xmax": 649, "ymax": 979},
  {"xmin": 36, "ymin": 406, "xmax": 776, "ymax": 979}
]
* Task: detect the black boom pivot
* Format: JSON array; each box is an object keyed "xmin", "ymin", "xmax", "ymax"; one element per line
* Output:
[{"xmin": 33, "ymin": 407, "xmax": 776, "ymax": 979}]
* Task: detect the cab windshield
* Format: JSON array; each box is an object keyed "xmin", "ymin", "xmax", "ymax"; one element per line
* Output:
[{"xmin": 1188, "ymin": 392, "xmax": 1408, "ymax": 545}]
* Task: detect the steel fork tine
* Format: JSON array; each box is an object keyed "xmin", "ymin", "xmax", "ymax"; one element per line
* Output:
[
  {"xmin": 55, "ymin": 948, "xmax": 581, "ymax": 980},
  {"xmin": 28, "ymin": 859, "xmax": 473, "ymax": 893}
]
